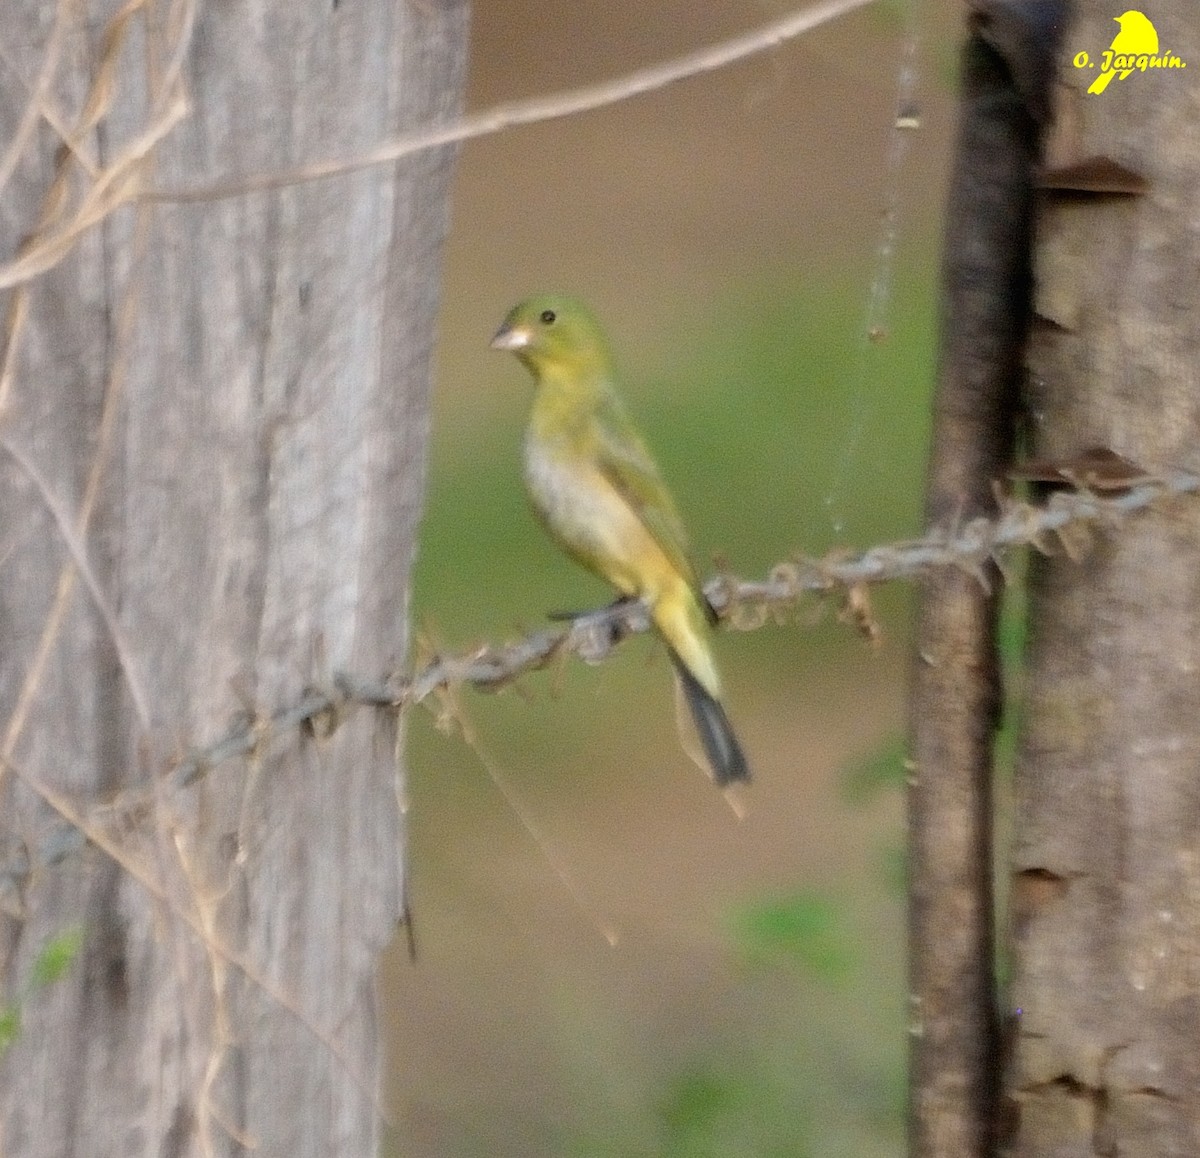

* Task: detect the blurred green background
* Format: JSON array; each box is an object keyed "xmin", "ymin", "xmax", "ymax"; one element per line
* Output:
[{"xmin": 383, "ymin": 1, "xmax": 961, "ymax": 1154}]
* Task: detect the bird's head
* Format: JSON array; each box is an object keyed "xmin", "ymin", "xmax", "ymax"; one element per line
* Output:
[
  {"xmin": 490, "ymin": 294, "xmax": 613, "ymax": 380},
  {"xmin": 1116, "ymin": 9, "xmax": 1150, "ymax": 28}
]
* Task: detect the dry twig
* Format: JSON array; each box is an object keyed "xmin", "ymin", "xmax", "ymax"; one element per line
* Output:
[{"xmin": 146, "ymin": 0, "xmax": 876, "ymax": 205}]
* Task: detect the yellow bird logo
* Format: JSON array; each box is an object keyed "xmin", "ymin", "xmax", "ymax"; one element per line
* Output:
[{"xmin": 1087, "ymin": 10, "xmax": 1159, "ymax": 94}]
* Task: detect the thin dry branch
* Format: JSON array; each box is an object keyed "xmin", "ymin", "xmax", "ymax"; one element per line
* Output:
[
  {"xmin": 0, "ymin": 436, "xmax": 153, "ymax": 729},
  {"xmin": 0, "ymin": 0, "xmax": 868, "ymax": 293},
  {"xmin": 0, "ymin": 0, "xmax": 189, "ymax": 294},
  {"xmin": 146, "ymin": 0, "xmax": 875, "ymax": 203},
  {"xmin": 0, "ymin": 0, "xmax": 74, "ymax": 196},
  {"xmin": 0, "ymin": 6, "xmax": 186, "ymax": 794},
  {"xmin": 0, "ymin": 0, "xmax": 873, "ymax": 293},
  {"xmin": 1, "ymin": 752, "xmax": 395, "ymax": 1128},
  {"xmin": 0, "ymin": 201, "xmax": 158, "ymax": 780},
  {"xmin": 0, "ymin": 94, "xmax": 187, "ymax": 293}
]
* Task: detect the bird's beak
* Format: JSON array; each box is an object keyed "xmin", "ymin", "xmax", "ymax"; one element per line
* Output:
[{"xmin": 490, "ymin": 323, "xmax": 533, "ymax": 351}]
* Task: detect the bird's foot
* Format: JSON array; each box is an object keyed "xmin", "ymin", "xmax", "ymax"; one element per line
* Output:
[{"xmin": 547, "ymin": 595, "xmax": 639, "ymax": 624}]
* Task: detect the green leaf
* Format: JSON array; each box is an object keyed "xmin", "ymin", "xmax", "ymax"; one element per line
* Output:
[
  {"xmin": 659, "ymin": 1068, "xmax": 744, "ymax": 1156},
  {"xmin": 878, "ymin": 843, "xmax": 907, "ymax": 898},
  {"xmin": 30, "ymin": 927, "xmax": 84, "ymax": 989},
  {"xmin": 731, "ymin": 893, "xmax": 853, "ymax": 981},
  {"xmin": 840, "ymin": 738, "xmax": 906, "ymax": 803},
  {"xmin": 0, "ymin": 1006, "xmax": 20, "ymax": 1055}
]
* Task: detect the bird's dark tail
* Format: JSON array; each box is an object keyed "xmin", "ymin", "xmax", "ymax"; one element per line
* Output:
[{"xmin": 669, "ymin": 651, "xmax": 749, "ymax": 786}]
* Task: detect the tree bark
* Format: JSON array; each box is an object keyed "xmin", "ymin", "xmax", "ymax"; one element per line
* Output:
[
  {"xmin": 0, "ymin": 2, "xmax": 467, "ymax": 1155},
  {"xmin": 1007, "ymin": 1, "xmax": 1200, "ymax": 1153},
  {"xmin": 909, "ymin": 3, "xmax": 1061, "ymax": 1152}
]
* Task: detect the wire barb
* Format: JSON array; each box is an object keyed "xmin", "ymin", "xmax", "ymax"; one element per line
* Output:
[
  {"xmin": 172, "ymin": 467, "xmax": 1200, "ymax": 787},
  {"xmin": 8, "ymin": 468, "xmax": 1198, "ymax": 887}
]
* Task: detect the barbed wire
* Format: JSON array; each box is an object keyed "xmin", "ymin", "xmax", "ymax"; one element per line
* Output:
[
  {"xmin": 3, "ymin": 462, "xmax": 1194, "ymax": 1075},
  {"xmin": 72, "ymin": 467, "xmax": 1200, "ymax": 795},
  {"xmin": 6, "ymin": 465, "xmax": 1195, "ymax": 905}
]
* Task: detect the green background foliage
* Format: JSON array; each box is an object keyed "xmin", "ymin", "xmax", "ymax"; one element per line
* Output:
[{"xmin": 383, "ymin": 0, "xmax": 964, "ymax": 1151}]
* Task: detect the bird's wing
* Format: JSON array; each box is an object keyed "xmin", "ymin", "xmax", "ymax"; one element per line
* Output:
[{"xmin": 592, "ymin": 395, "xmax": 702, "ymax": 595}]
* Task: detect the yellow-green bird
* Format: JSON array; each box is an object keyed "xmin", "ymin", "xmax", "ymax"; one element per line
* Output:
[{"xmin": 490, "ymin": 294, "xmax": 749, "ymax": 786}]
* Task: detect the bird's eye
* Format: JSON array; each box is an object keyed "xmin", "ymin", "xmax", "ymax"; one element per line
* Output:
[{"xmin": 540, "ymin": 309, "xmax": 556, "ymax": 325}]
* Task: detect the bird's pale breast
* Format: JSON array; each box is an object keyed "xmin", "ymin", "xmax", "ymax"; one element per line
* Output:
[{"xmin": 524, "ymin": 432, "xmax": 667, "ymax": 599}]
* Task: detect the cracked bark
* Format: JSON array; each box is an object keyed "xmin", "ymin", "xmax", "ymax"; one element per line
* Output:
[
  {"xmin": 909, "ymin": 1, "xmax": 1061, "ymax": 1152},
  {"xmin": 0, "ymin": 2, "xmax": 468, "ymax": 1155},
  {"xmin": 1007, "ymin": 0, "xmax": 1200, "ymax": 1154}
]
